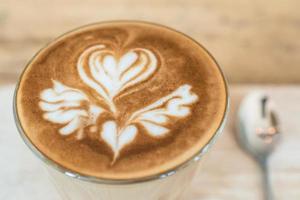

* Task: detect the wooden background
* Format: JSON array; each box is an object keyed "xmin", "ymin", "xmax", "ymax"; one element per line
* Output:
[{"xmin": 0, "ymin": 0, "xmax": 300, "ymax": 85}]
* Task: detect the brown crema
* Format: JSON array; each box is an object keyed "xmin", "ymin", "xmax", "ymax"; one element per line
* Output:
[{"xmin": 15, "ymin": 21, "xmax": 228, "ymax": 180}]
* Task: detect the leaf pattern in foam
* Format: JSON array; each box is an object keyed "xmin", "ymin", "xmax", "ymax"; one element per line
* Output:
[
  {"xmin": 76, "ymin": 45, "xmax": 158, "ymax": 113},
  {"xmin": 39, "ymin": 80, "xmax": 104, "ymax": 139},
  {"xmin": 128, "ymin": 84, "xmax": 199, "ymax": 137}
]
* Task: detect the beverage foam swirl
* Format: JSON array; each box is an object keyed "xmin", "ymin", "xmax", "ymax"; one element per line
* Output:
[{"xmin": 39, "ymin": 44, "xmax": 199, "ymax": 163}]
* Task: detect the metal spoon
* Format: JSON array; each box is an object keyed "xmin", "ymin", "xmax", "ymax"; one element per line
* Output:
[{"xmin": 236, "ymin": 91, "xmax": 280, "ymax": 200}]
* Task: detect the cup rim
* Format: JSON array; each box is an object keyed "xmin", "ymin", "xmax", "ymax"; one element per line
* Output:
[{"xmin": 13, "ymin": 20, "xmax": 230, "ymax": 185}]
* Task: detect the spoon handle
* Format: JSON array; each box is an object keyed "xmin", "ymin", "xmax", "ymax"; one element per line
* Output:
[{"xmin": 260, "ymin": 159, "xmax": 274, "ymax": 200}]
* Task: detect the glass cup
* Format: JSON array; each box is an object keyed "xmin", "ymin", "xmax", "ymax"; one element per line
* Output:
[{"xmin": 13, "ymin": 21, "xmax": 229, "ymax": 200}]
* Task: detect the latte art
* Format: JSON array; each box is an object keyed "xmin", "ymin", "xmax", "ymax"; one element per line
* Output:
[
  {"xmin": 77, "ymin": 45, "xmax": 158, "ymax": 113},
  {"xmin": 39, "ymin": 81, "xmax": 103, "ymax": 138},
  {"xmin": 15, "ymin": 22, "xmax": 227, "ymax": 179},
  {"xmin": 39, "ymin": 44, "xmax": 198, "ymax": 162}
]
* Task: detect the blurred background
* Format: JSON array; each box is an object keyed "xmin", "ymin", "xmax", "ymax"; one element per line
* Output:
[{"xmin": 0, "ymin": 0, "xmax": 300, "ymax": 85}]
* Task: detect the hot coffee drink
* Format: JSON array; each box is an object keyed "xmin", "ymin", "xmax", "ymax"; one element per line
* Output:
[{"xmin": 15, "ymin": 21, "xmax": 227, "ymax": 180}]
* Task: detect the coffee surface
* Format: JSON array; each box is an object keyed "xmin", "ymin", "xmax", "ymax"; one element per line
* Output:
[{"xmin": 16, "ymin": 21, "xmax": 227, "ymax": 180}]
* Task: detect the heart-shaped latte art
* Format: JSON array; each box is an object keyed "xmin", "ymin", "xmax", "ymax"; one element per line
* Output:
[
  {"xmin": 101, "ymin": 121, "xmax": 137, "ymax": 163},
  {"xmin": 77, "ymin": 45, "xmax": 158, "ymax": 113}
]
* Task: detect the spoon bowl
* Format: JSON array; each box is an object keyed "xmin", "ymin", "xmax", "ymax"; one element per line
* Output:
[{"xmin": 237, "ymin": 91, "xmax": 281, "ymax": 200}]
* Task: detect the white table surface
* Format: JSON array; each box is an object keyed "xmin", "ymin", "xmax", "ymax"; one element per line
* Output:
[{"xmin": 1, "ymin": 84, "xmax": 300, "ymax": 200}]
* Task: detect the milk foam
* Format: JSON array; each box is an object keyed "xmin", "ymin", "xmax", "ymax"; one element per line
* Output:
[
  {"xmin": 39, "ymin": 44, "xmax": 199, "ymax": 162},
  {"xmin": 77, "ymin": 45, "xmax": 157, "ymax": 113},
  {"xmin": 39, "ymin": 80, "xmax": 103, "ymax": 139}
]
